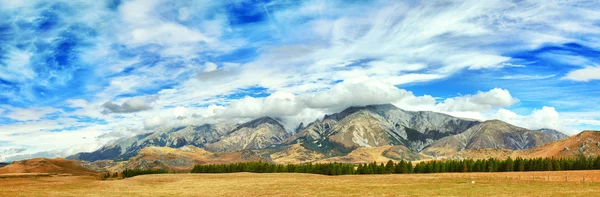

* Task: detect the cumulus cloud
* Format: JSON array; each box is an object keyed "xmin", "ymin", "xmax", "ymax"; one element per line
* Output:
[
  {"xmin": 210, "ymin": 78, "xmax": 520, "ymax": 127},
  {"xmin": 143, "ymin": 115, "xmax": 164, "ymax": 130},
  {"xmin": 494, "ymin": 106, "xmax": 569, "ymax": 134},
  {"xmin": 218, "ymin": 92, "xmax": 303, "ymax": 118},
  {"xmin": 562, "ymin": 66, "xmax": 600, "ymax": 82},
  {"xmin": 436, "ymin": 88, "xmax": 519, "ymax": 112},
  {"xmin": 101, "ymin": 98, "xmax": 154, "ymax": 113}
]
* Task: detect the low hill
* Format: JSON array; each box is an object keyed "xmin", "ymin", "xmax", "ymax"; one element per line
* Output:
[
  {"xmin": 110, "ymin": 146, "xmax": 266, "ymax": 172},
  {"xmin": 0, "ymin": 158, "xmax": 97, "ymax": 175},
  {"xmin": 265, "ymin": 144, "xmax": 326, "ymax": 164},
  {"xmin": 316, "ymin": 145, "xmax": 432, "ymax": 164},
  {"xmin": 519, "ymin": 130, "xmax": 600, "ymax": 158}
]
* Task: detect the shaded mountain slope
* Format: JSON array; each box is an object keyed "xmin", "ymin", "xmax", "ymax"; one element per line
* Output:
[
  {"xmin": 69, "ymin": 117, "xmax": 289, "ymax": 161},
  {"xmin": 421, "ymin": 120, "xmax": 563, "ymax": 156}
]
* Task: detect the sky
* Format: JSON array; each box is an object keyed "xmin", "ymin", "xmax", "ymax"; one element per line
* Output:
[{"xmin": 1, "ymin": 0, "xmax": 600, "ymax": 160}]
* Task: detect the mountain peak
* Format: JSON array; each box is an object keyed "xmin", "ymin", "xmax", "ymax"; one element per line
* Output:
[
  {"xmin": 324, "ymin": 104, "xmax": 400, "ymax": 121},
  {"xmin": 482, "ymin": 119, "xmax": 505, "ymax": 124},
  {"xmin": 239, "ymin": 116, "xmax": 283, "ymax": 129}
]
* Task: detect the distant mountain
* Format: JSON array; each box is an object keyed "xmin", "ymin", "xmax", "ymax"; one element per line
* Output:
[
  {"xmin": 423, "ymin": 130, "xmax": 597, "ymax": 160},
  {"xmin": 285, "ymin": 104, "xmax": 479, "ymax": 155},
  {"xmin": 421, "ymin": 120, "xmax": 564, "ymax": 156},
  {"xmin": 69, "ymin": 117, "xmax": 289, "ymax": 161},
  {"xmin": 68, "ymin": 123, "xmax": 236, "ymax": 161}
]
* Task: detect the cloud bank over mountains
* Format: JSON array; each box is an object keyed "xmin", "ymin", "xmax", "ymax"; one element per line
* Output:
[{"xmin": 1, "ymin": 0, "xmax": 600, "ymax": 159}]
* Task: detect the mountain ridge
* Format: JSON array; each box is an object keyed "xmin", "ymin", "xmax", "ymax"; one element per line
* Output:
[{"xmin": 65, "ymin": 104, "xmax": 568, "ymax": 165}]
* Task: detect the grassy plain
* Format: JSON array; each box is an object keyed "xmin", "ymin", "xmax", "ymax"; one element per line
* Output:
[{"xmin": 1, "ymin": 170, "xmax": 600, "ymax": 197}]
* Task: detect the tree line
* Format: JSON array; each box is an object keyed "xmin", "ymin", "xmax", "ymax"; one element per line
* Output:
[
  {"xmin": 120, "ymin": 168, "xmax": 168, "ymax": 178},
  {"xmin": 110, "ymin": 156, "xmax": 600, "ymax": 178},
  {"xmin": 190, "ymin": 156, "xmax": 600, "ymax": 176},
  {"xmin": 190, "ymin": 162, "xmax": 356, "ymax": 175}
]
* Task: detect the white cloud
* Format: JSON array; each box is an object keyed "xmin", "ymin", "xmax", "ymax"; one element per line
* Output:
[
  {"xmin": 500, "ymin": 74, "xmax": 556, "ymax": 80},
  {"xmin": 130, "ymin": 23, "xmax": 212, "ymax": 45},
  {"xmin": 0, "ymin": 49, "xmax": 34, "ymax": 82},
  {"xmin": 202, "ymin": 79, "xmax": 519, "ymax": 129},
  {"xmin": 143, "ymin": 115, "xmax": 165, "ymax": 129},
  {"xmin": 102, "ymin": 97, "xmax": 155, "ymax": 113},
  {"xmin": 4, "ymin": 107, "xmax": 61, "ymax": 121},
  {"xmin": 436, "ymin": 88, "xmax": 519, "ymax": 112},
  {"xmin": 219, "ymin": 91, "xmax": 303, "ymax": 118},
  {"xmin": 562, "ymin": 66, "xmax": 600, "ymax": 82},
  {"xmin": 204, "ymin": 62, "xmax": 218, "ymax": 72},
  {"xmin": 494, "ymin": 106, "xmax": 571, "ymax": 134}
]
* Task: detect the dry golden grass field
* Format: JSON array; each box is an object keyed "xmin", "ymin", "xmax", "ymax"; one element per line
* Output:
[{"xmin": 2, "ymin": 171, "xmax": 600, "ymax": 197}]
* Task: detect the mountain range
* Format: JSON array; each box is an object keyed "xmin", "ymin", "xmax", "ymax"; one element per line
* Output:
[{"xmin": 58, "ymin": 104, "xmax": 573, "ymax": 171}]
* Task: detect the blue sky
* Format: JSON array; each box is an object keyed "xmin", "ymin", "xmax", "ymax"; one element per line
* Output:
[{"xmin": 1, "ymin": 0, "xmax": 600, "ymax": 160}]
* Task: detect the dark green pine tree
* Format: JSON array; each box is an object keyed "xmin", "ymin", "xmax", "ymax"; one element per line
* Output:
[
  {"xmin": 505, "ymin": 157, "xmax": 513, "ymax": 172},
  {"xmin": 394, "ymin": 161, "xmax": 405, "ymax": 174},
  {"xmin": 385, "ymin": 160, "xmax": 395, "ymax": 174}
]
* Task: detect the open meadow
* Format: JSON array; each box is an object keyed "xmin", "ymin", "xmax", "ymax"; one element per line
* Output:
[{"xmin": 1, "ymin": 170, "xmax": 600, "ymax": 197}]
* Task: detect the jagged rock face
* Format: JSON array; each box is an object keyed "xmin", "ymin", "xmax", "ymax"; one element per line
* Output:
[
  {"xmin": 204, "ymin": 117, "xmax": 291, "ymax": 152},
  {"xmin": 422, "ymin": 120, "xmax": 560, "ymax": 156},
  {"xmin": 328, "ymin": 111, "xmax": 401, "ymax": 149},
  {"xmin": 68, "ymin": 124, "xmax": 236, "ymax": 161},
  {"xmin": 289, "ymin": 104, "xmax": 479, "ymax": 153}
]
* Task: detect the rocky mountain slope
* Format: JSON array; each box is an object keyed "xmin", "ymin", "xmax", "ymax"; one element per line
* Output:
[
  {"xmin": 426, "ymin": 130, "xmax": 599, "ymax": 160},
  {"xmin": 69, "ymin": 117, "xmax": 288, "ymax": 161},
  {"xmin": 421, "ymin": 120, "xmax": 563, "ymax": 157},
  {"xmin": 285, "ymin": 104, "xmax": 480, "ymax": 155},
  {"xmin": 68, "ymin": 123, "xmax": 236, "ymax": 161},
  {"xmin": 204, "ymin": 117, "xmax": 291, "ymax": 152}
]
